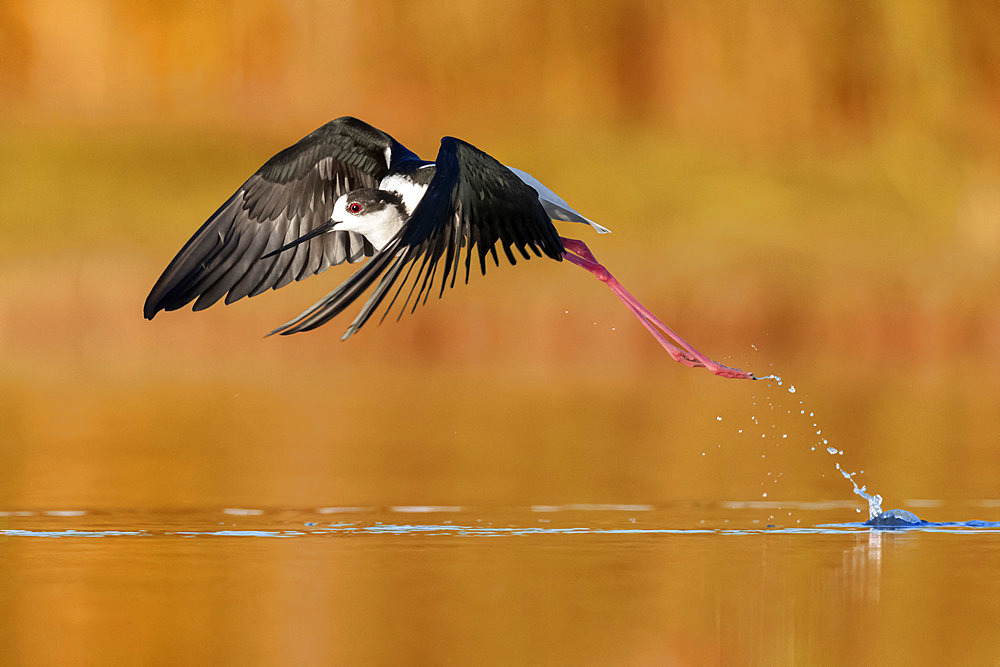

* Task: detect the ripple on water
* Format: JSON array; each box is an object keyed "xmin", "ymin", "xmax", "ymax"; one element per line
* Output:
[
  {"xmin": 1, "ymin": 505, "xmax": 999, "ymax": 538},
  {"xmin": 530, "ymin": 504, "xmax": 655, "ymax": 512}
]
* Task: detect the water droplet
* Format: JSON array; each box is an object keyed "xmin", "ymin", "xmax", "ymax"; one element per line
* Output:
[
  {"xmin": 788, "ymin": 385, "xmax": 796, "ymax": 393},
  {"xmin": 762, "ymin": 492, "xmax": 768, "ymax": 498},
  {"xmin": 716, "ymin": 416, "xmax": 722, "ymax": 421},
  {"xmin": 738, "ymin": 429, "xmax": 743, "ymax": 434},
  {"xmin": 782, "ymin": 434, "xmax": 788, "ymax": 439},
  {"xmin": 826, "ymin": 446, "xmax": 838, "ymax": 455}
]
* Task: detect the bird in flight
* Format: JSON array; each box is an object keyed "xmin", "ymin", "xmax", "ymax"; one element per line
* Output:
[{"xmin": 144, "ymin": 117, "xmax": 754, "ymax": 380}]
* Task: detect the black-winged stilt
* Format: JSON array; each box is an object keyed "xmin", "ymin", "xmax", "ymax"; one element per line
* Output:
[{"xmin": 144, "ymin": 117, "xmax": 754, "ymax": 380}]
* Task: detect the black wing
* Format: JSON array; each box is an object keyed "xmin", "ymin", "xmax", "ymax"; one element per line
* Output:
[
  {"xmin": 269, "ymin": 137, "xmax": 565, "ymax": 339},
  {"xmin": 144, "ymin": 117, "xmax": 418, "ymax": 319}
]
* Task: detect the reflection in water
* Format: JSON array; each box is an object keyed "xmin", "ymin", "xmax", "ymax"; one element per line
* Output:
[{"xmin": 840, "ymin": 530, "xmax": 886, "ymax": 605}]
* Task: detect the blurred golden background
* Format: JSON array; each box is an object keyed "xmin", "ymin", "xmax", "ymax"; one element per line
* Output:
[
  {"xmin": 4, "ymin": 3, "xmax": 1000, "ymax": 666},
  {"xmin": 1, "ymin": 0, "xmax": 999, "ymax": 508}
]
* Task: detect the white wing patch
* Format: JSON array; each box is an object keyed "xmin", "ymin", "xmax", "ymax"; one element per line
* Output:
[{"xmin": 505, "ymin": 165, "xmax": 610, "ymax": 234}]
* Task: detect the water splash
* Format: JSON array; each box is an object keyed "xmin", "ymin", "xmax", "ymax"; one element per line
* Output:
[
  {"xmin": 757, "ymin": 375, "xmax": 890, "ymax": 521},
  {"xmin": 865, "ymin": 509, "xmax": 922, "ymax": 528},
  {"xmin": 836, "ymin": 463, "xmax": 883, "ymax": 520}
]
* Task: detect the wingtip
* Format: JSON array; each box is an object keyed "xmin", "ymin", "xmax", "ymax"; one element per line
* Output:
[
  {"xmin": 582, "ymin": 218, "xmax": 611, "ymax": 234},
  {"xmin": 142, "ymin": 300, "xmax": 160, "ymax": 321}
]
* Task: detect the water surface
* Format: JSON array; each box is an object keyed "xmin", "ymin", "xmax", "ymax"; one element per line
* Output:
[{"xmin": 3, "ymin": 503, "xmax": 1000, "ymax": 664}]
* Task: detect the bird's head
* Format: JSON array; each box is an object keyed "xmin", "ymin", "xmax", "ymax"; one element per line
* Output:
[
  {"xmin": 260, "ymin": 188, "xmax": 408, "ymax": 261},
  {"xmin": 330, "ymin": 189, "xmax": 407, "ymax": 250}
]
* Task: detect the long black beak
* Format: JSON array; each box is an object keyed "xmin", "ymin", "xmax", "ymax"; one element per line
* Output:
[{"xmin": 261, "ymin": 221, "xmax": 336, "ymax": 259}]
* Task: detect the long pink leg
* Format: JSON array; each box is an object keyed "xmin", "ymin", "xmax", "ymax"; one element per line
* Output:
[{"xmin": 560, "ymin": 237, "xmax": 755, "ymax": 380}]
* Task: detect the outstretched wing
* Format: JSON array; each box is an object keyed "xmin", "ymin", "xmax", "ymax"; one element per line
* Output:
[
  {"xmin": 269, "ymin": 137, "xmax": 564, "ymax": 338},
  {"xmin": 144, "ymin": 117, "xmax": 418, "ymax": 319}
]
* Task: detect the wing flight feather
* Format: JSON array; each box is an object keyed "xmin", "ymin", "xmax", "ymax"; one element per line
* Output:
[{"xmin": 143, "ymin": 117, "xmax": 409, "ymax": 319}]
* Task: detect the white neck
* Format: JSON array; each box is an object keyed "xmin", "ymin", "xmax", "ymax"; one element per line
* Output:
[
  {"xmin": 379, "ymin": 173, "xmax": 429, "ymax": 217},
  {"xmin": 358, "ymin": 208, "xmax": 405, "ymax": 251}
]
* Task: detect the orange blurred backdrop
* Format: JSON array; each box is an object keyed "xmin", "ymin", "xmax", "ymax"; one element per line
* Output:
[
  {"xmin": 4, "ymin": 4, "xmax": 1000, "ymax": 665},
  {"xmin": 1, "ymin": 0, "xmax": 999, "ymax": 508}
]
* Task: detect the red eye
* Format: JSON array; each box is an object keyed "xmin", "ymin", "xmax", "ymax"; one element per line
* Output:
[{"xmin": 348, "ymin": 202, "xmax": 362, "ymax": 214}]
